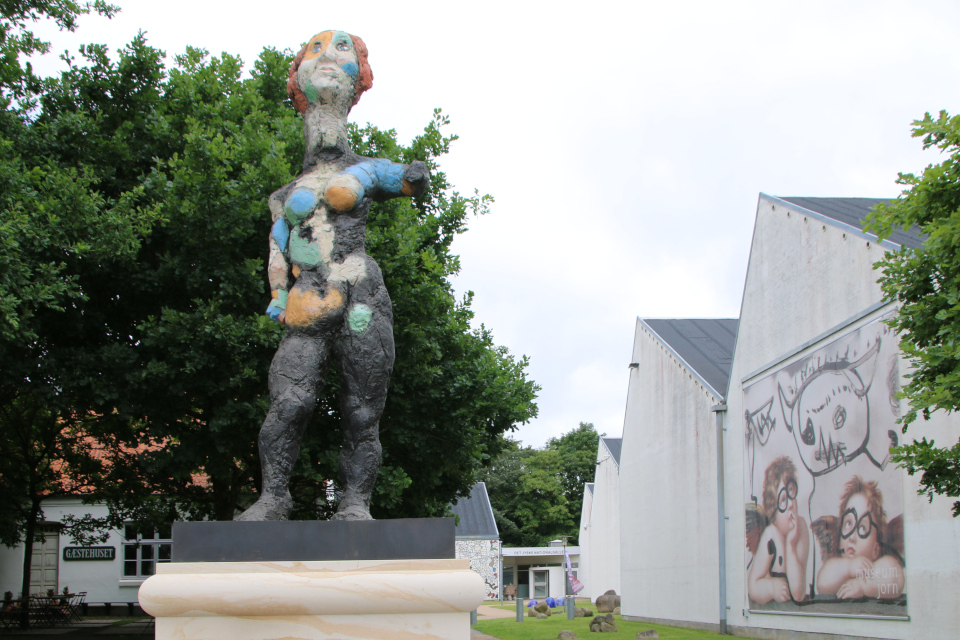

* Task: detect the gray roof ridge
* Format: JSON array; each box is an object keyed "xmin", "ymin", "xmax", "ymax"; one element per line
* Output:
[
  {"xmin": 600, "ymin": 437, "xmax": 622, "ymax": 467},
  {"xmin": 639, "ymin": 317, "xmax": 730, "ymax": 400},
  {"xmin": 450, "ymin": 481, "xmax": 499, "ymax": 539}
]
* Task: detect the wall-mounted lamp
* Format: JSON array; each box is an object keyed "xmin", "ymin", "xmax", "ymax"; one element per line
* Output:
[{"xmin": 628, "ymin": 362, "xmax": 639, "ymax": 369}]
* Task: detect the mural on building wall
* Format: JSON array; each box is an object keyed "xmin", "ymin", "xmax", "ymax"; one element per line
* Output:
[
  {"xmin": 743, "ymin": 313, "xmax": 906, "ymax": 617},
  {"xmin": 456, "ymin": 540, "xmax": 500, "ymax": 600}
]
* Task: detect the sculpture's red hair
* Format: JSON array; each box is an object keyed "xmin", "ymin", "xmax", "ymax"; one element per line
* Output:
[{"xmin": 287, "ymin": 33, "xmax": 373, "ymax": 114}]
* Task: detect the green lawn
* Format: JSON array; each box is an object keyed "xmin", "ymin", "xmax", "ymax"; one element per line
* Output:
[{"xmin": 474, "ymin": 614, "xmax": 728, "ymax": 640}]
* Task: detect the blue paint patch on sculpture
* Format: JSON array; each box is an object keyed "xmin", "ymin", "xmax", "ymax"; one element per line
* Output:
[
  {"xmin": 343, "ymin": 159, "xmax": 407, "ymax": 196},
  {"xmin": 341, "ymin": 61, "xmax": 359, "ymax": 79},
  {"xmin": 284, "ymin": 188, "xmax": 317, "ymax": 223},
  {"xmin": 343, "ymin": 163, "xmax": 376, "ymax": 192},
  {"xmin": 272, "ymin": 218, "xmax": 290, "ymax": 252},
  {"xmin": 374, "ymin": 160, "xmax": 406, "ymax": 194}
]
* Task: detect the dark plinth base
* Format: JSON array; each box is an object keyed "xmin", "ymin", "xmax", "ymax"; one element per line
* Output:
[{"xmin": 171, "ymin": 517, "xmax": 455, "ymax": 563}]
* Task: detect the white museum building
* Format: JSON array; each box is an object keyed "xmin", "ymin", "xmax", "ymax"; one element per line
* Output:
[
  {"xmin": 614, "ymin": 195, "xmax": 960, "ymax": 640},
  {"xmin": 578, "ymin": 436, "xmax": 621, "ymax": 600},
  {"xmin": 500, "ymin": 541, "xmax": 581, "ymax": 602}
]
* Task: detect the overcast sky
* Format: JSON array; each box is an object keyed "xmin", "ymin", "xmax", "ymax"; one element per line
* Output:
[{"xmin": 29, "ymin": 1, "xmax": 960, "ymax": 447}]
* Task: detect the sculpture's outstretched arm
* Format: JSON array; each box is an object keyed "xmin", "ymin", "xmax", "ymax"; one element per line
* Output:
[
  {"xmin": 266, "ymin": 193, "xmax": 291, "ymax": 324},
  {"xmin": 325, "ymin": 159, "xmax": 429, "ymax": 211}
]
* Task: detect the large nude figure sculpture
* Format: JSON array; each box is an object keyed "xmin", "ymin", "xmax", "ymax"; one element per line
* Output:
[{"xmin": 238, "ymin": 31, "xmax": 428, "ymax": 521}]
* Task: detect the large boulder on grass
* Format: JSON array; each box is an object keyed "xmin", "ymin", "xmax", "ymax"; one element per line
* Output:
[
  {"xmin": 589, "ymin": 613, "xmax": 617, "ymax": 632},
  {"xmin": 558, "ymin": 632, "xmax": 578, "ymax": 639},
  {"xmin": 636, "ymin": 631, "xmax": 660, "ymax": 639},
  {"xmin": 534, "ymin": 602, "xmax": 552, "ymax": 615},
  {"xmin": 595, "ymin": 590, "xmax": 620, "ymax": 613}
]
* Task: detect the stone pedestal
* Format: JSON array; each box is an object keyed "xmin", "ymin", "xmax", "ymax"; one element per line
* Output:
[{"xmin": 139, "ymin": 519, "xmax": 483, "ymax": 640}]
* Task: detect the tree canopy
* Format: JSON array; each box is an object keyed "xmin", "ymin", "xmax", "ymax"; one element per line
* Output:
[
  {"xmin": 0, "ymin": 13, "xmax": 539, "ymax": 568},
  {"xmin": 866, "ymin": 109, "xmax": 960, "ymax": 515},
  {"xmin": 482, "ymin": 422, "xmax": 600, "ymax": 546}
]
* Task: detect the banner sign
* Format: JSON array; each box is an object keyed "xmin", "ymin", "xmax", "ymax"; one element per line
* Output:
[
  {"xmin": 63, "ymin": 546, "xmax": 116, "ymax": 561},
  {"xmin": 743, "ymin": 313, "xmax": 906, "ymax": 617},
  {"xmin": 565, "ymin": 551, "xmax": 584, "ymax": 594}
]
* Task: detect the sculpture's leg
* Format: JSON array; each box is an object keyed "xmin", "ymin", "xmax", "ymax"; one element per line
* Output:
[
  {"xmin": 237, "ymin": 331, "xmax": 330, "ymax": 521},
  {"xmin": 331, "ymin": 278, "xmax": 395, "ymax": 521}
]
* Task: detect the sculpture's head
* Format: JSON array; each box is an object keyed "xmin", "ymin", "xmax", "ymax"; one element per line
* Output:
[{"xmin": 287, "ymin": 31, "xmax": 373, "ymax": 114}]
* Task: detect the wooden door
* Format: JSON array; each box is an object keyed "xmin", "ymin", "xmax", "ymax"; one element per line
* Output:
[{"xmin": 29, "ymin": 525, "xmax": 59, "ymax": 594}]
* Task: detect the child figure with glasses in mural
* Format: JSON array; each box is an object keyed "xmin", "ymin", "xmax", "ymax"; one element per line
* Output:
[
  {"xmin": 747, "ymin": 456, "xmax": 810, "ymax": 603},
  {"xmin": 814, "ymin": 476, "xmax": 905, "ymax": 599}
]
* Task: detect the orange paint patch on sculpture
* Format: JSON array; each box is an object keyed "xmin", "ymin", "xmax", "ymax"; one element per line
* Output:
[
  {"xmin": 285, "ymin": 287, "xmax": 345, "ymax": 327},
  {"xmin": 292, "ymin": 265, "xmax": 301, "ymax": 278},
  {"xmin": 300, "ymin": 31, "xmax": 334, "ymax": 62},
  {"xmin": 326, "ymin": 185, "xmax": 358, "ymax": 211}
]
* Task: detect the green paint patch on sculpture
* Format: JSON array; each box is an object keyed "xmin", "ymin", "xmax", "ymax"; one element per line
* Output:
[
  {"xmin": 302, "ymin": 83, "xmax": 320, "ymax": 104},
  {"xmin": 348, "ymin": 304, "xmax": 373, "ymax": 333},
  {"xmin": 289, "ymin": 234, "xmax": 321, "ymax": 266}
]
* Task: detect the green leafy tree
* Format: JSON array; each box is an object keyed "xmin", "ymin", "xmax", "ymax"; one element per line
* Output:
[
  {"xmin": 546, "ymin": 421, "xmax": 600, "ymax": 527},
  {"xmin": 481, "ymin": 438, "xmax": 536, "ymax": 545},
  {"xmin": 2, "ymin": 24, "xmax": 538, "ymax": 545},
  {"xmin": 866, "ymin": 109, "xmax": 960, "ymax": 515},
  {"xmin": 512, "ymin": 448, "xmax": 577, "ymax": 546},
  {"xmin": 0, "ymin": 1, "xmax": 117, "ymax": 103},
  {"xmin": 0, "ymin": 4, "xmax": 160, "ymax": 626},
  {"xmin": 482, "ymin": 423, "xmax": 600, "ymax": 546}
]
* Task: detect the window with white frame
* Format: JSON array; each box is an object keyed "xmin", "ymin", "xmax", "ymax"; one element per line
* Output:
[{"xmin": 122, "ymin": 524, "xmax": 171, "ymax": 578}]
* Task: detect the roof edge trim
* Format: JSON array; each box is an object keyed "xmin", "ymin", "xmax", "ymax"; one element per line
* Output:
[
  {"xmin": 477, "ymin": 481, "xmax": 500, "ymax": 539},
  {"xmin": 600, "ymin": 437, "xmax": 621, "ymax": 469},
  {"xmin": 638, "ymin": 317, "xmax": 726, "ymax": 400},
  {"xmin": 760, "ymin": 194, "xmax": 901, "ymax": 251}
]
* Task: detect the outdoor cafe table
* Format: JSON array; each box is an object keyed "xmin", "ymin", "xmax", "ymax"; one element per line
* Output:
[{"xmin": 29, "ymin": 594, "xmax": 72, "ymax": 627}]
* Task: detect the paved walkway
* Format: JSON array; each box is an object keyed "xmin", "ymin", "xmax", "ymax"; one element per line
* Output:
[{"xmin": 476, "ymin": 604, "xmax": 517, "ymax": 620}]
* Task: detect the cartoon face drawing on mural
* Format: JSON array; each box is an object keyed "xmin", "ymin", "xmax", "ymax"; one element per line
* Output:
[{"xmin": 777, "ymin": 339, "xmax": 880, "ymax": 476}]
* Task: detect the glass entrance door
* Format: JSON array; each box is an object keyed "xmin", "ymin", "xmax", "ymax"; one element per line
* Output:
[{"xmin": 533, "ymin": 570, "xmax": 549, "ymax": 598}]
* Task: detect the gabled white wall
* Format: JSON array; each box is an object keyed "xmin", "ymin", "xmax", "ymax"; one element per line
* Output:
[
  {"xmin": 723, "ymin": 197, "xmax": 960, "ymax": 639},
  {"xmin": 578, "ymin": 484, "xmax": 594, "ymax": 597},
  {"xmin": 619, "ymin": 321, "xmax": 722, "ymax": 628},
  {"xmin": 586, "ymin": 442, "xmax": 620, "ymax": 599}
]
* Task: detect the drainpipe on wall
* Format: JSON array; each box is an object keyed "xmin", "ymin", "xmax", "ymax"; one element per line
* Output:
[{"xmin": 712, "ymin": 403, "xmax": 728, "ymax": 635}]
